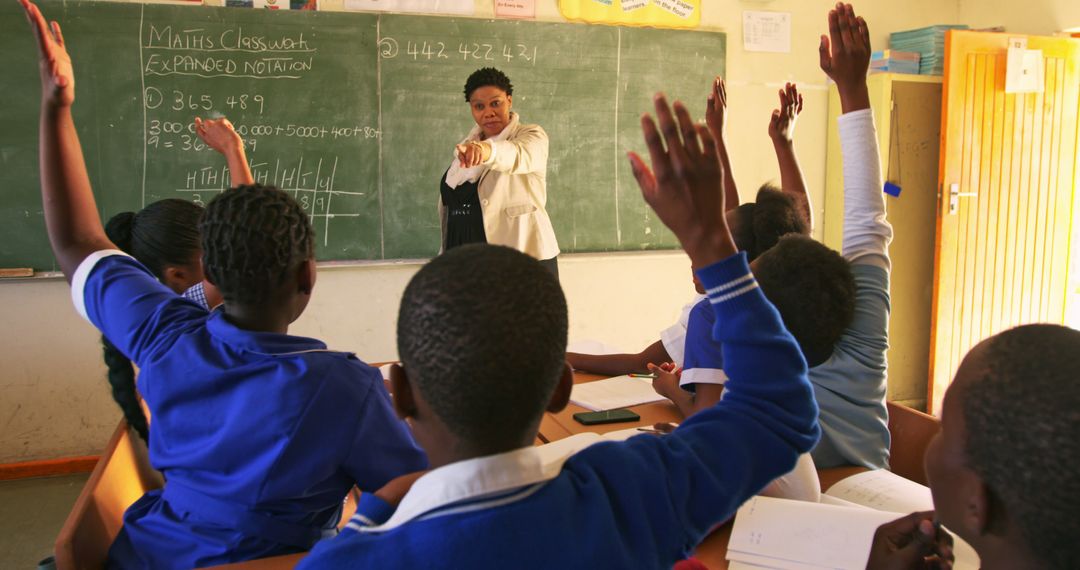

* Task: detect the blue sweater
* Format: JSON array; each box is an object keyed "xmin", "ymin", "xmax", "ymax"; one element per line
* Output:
[{"xmin": 299, "ymin": 253, "xmax": 820, "ymax": 568}]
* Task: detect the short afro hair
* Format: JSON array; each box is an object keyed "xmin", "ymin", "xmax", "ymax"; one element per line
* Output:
[
  {"xmin": 753, "ymin": 234, "xmax": 855, "ymax": 366},
  {"xmin": 464, "ymin": 67, "xmax": 513, "ymax": 102},
  {"xmin": 729, "ymin": 185, "xmax": 810, "ymax": 261},
  {"xmin": 963, "ymin": 324, "xmax": 1080, "ymax": 570},
  {"xmin": 199, "ymin": 184, "xmax": 314, "ymax": 306},
  {"xmin": 397, "ymin": 244, "xmax": 568, "ymax": 453}
]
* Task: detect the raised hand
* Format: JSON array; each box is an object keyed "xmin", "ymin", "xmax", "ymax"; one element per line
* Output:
[
  {"xmin": 21, "ymin": 0, "xmax": 74, "ymax": 107},
  {"xmin": 768, "ymin": 83, "xmax": 804, "ymax": 144},
  {"xmin": 819, "ymin": 3, "xmax": 871, "ymax": 113},
  {"xmin": 628, "ymin": 94, "xmax": 736, "ymax": 268},
  {"xmin": 194, "ymin": 116, "xmax": 253, "ymax": 186},
  {"xmin": 195, "ymin": 117, "xmax": 244, "ymax": 156},
  {"xmin": 704, "ymin": 76, "xmax": 728, "ymax": 144}
]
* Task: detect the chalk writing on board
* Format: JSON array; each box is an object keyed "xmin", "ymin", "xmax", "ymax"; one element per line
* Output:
[
  {"xmin": 145, "ymin": 25, "xmax": 314, "ymax": 53},
  {"xmin": 177, "ymin": 156, "xmax": 363, "ymax": 246},
  {"xmin": 144, "ymin": 88, "xmax": 267, "ymax": 113},
  {"xmin": 380, "ymin": 37, "xmax": 538, "ymax": 64}
]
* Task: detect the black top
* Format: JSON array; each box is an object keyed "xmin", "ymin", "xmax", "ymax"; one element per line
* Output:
[{"xmin": 440, "ymin": 168, "xmax": 487, "ymax": 250}]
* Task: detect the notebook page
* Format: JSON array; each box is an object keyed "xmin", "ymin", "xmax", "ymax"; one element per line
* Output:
[
  {"xmin": 727, "ymin": 496, "xmax": 898, "ymax": 570},
  {"xmin": 824, "ymin": 469, "xmax": 933, "ymax": 513},
  {"xmin": 568, "ymin": 376, "xmax": 666, "ymax": 411}
]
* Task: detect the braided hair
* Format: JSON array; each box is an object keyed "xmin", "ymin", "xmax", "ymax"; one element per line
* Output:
[
  {"xmin": 199, "ymin": 185, "xmax": 314, "ymax": 305},
  {"xmin": 102, "ymin": 199, "xmax": 203, "ymax": 441}
]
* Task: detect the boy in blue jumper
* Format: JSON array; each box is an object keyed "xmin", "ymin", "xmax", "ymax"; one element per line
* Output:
[
  {"xmin": 20, "ymin": 2, "xmax": 426, "ymax": 567},
  {"xmin": 299, "ymin": 91, "xmax": 820, "ymax": 567}
]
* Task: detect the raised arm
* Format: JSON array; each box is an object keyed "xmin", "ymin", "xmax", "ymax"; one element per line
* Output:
[
  {"xmin": 22, "ymin": 0, "xmax": 113, "ymax": 280},
  {"xmin": 820, "ymin": 2, "xmax": 892, "ymax": 268},
  {"xmin": 195, "ymin": 116, "xmax": 254, "ymax": 186},
  {"xmin": 704, "ymin": 77, "xmax": 739, "ymax": 210},
  {"xmin": 768, "ymin": 83, "xmax": 813, "ymax": 231}
]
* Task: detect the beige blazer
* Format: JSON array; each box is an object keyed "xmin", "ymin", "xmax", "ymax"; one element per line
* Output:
[{"xmin": 440, "ymin": 120, "xmax": 560, "ymax": 260}]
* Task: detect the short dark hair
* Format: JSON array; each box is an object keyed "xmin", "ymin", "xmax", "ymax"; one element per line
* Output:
[
  {"xmin": 729, "ymin": 186, "xmax": 809, "ymax": 261},
  {"xmin": 753, "ymin": 234, "xmax": 855, "ymax": 366},
  {"xmin": 464, "ymin": 67, "xmax": 513, "ymax": 102},
  {"xmin": 397, "ymin": 244, "xmax": 568, "ymax": 453},
  {"xmin": 199, "ymin": 185, "xmax": 314, "ymax": 306},
  {"xmin": 963, "ymin": 324, "xmax": 1080, "ymax": 570}
]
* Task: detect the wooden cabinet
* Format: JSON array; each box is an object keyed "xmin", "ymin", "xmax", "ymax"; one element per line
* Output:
[{"xmin": 822, "ymin": 73, "xmax": 942, "ymax": 412}]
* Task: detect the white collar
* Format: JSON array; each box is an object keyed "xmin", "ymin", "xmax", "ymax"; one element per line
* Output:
[{"xmin": 357, "ymin": 434, "xmax": 599, "ymax": 532}]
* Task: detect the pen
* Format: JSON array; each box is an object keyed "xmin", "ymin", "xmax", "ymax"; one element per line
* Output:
[
  {"xmin": 628, "ymin": 373, "xmax": 657, "ymax": 379},
  {"xmin": 636, "ymin": 427, "xmax": 663, "ymax": 434}
]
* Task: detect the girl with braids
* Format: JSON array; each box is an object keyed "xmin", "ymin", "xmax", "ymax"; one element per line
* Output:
[
  {"xmin": 100, "ymin": 117, "xmax": 251, "ymax": 443},
  {"xmin": 20, "ymin": 3, "xmax": 426, "ymax": 567}
]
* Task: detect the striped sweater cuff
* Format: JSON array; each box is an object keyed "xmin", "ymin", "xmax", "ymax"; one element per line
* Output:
[
  {"xmin": 344, "ymin": 493, "xmax": 395, "ymax": 532},
  {"xmin": 695, "ymin": 252, "xmax": 758, "ymax": 306}
]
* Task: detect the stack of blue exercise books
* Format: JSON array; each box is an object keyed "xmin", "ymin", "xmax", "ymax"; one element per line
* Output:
[
  {"xmin": 870, "ymin": 50, "xmax": 921, "ymax": 75},
  {"xmin": 889, "ymin": 25, "xmax": 969, "ymax": 75}
]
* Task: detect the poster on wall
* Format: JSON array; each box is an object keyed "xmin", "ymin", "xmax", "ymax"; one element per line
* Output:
[
  {"xmin": 343, "ymin": 0, "xmax": 475, "ymax": 15},
  {"xmin": 558, "ymin": 0, "xmax": 700, "ymax": 29},
  {"xmin": 495, "ymin": 0, "xmax": 535, "ymax": 19},
  {"xmin": 224, "ymin": 0, "xmax": 319, "ymax": 9}
]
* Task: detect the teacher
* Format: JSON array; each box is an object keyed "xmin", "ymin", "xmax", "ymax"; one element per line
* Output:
[{"xmin": 439, "ymin": 67, "xmax": 561, "ymax": 278}]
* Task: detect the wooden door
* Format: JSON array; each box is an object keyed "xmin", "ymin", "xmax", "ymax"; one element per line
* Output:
[{"xmin": 929, "ymin": 31, "xmax": 1080, "ymax": 413}]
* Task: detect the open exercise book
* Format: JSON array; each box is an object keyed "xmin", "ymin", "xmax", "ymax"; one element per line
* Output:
[
  {"xmin": 727, "ymin": 469, "xmax": 979, "ymax": 570},
  {"xmin": 569, "ymin": 375, "xmax": 667, "ymax": 411}
]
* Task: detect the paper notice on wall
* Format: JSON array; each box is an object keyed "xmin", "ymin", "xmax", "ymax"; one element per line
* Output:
[
  {"xmin": 653, "ymin": 0, "xmax": 694, "ymax": 19},
  {"xmin": 495, "ymin": 0, "xmax": 535, "ymax": 18},
  {"xmin": 343, "ymin": 0, "xmax": 474, "ymax": 15},
  {"xmin": 228, "ymin": 0, "xmax": 318, "ymax": 8},
  {"xmin": 1005, "ymin": 37, "xmax": 1045, "ymax": 93},
  {"xmin": 743, "ymin": 10, "xmax": 791, "ymax": 53},
  {"xmin": 621, "ymin": 0, "xmax": 648, "ymax": 10}
]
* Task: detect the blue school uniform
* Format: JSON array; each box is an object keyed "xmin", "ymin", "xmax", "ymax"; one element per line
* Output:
[
  {"xmin": 298, "ymin": 253, "xmax": 820, "ymax": 569},
  {"xmin": 679, "ymin": 298, "xmax": 727, "ymax": 390},
  {"xmin": 71, "ymin": 251, "xmax": 427, "ymax": 569}
]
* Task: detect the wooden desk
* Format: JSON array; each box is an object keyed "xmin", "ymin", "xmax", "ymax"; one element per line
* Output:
[
  {"xmin": 538, "ymin": 371, "xmax": 682, "ymax": 442},
  {"xmin": 537, "ymin": 372, "xmax": 870, "ymax": 569}
]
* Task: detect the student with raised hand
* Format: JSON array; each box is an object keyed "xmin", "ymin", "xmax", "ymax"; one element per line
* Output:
[
  {"xmin": 567, "ymin": 81, "xmax": 812, "ymax": 379},
  {"xmin": 20, "ymin": 2, "xmax": 426, "ymax": 567},
  {"xmin": 97, "ymin": 116, "xmax": 249, "ymax": 443},
  {"xmin": 298, "ymin": 93, "xmax": 819, "ymax": 568},
  {"xmin": 867, "ymin": 324, "xmax": 1080, "ymax": 570},
  {"xmin": 101, "ymin": 199, "xmax": 203, "ymax": 443},
  {"xmin": 652, "ymin": 2, "xmax": 894, "ymax": 471}
]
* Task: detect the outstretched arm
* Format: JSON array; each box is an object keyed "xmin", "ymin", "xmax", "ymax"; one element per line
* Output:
[
  {"xmin": 23, "ymin": 0, "xmax": 113, "ymax": 281},
  {"xmin": 704, "ymin": 77, "xmax": 739, "ymax": 211},
  {"xmin": 768, "ymin": 83, "xmax": 813, "ymax": 231},
  {"xmin": 195, "ymin": 117, "xmax": 254, "ymax": 186},
  {"xmin": 567, "ymin": 340, "xmax": 671, "ymax": 377},
  {"xmin": 821, "ymin": 2, "xmax": 892, "ymax": 268}
]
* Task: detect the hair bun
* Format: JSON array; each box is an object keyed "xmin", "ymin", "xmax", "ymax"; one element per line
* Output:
[{"xmin": 104, "ymin": 211, "xmax": 137, "ymax": 253}]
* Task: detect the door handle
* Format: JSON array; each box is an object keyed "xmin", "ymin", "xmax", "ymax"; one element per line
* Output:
[{"xmin": 947, "ymin": 183, "xmax": 977, "ymax": 215}]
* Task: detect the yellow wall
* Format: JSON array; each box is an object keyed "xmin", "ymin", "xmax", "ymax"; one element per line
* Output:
[{"xmin": 6, "ymin": 0, "xmax": 1073, "ymax": 463}]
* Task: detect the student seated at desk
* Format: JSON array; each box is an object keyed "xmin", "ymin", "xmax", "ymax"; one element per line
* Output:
[
  {"xmin": 567, "ymin": 81, "xmax": 810, "ymax": 377},
  {"xmin": 868, "ymin": 324, "xmax": 1080, "ymax": 570},
  {"xmin": 298, "ymin": 90, "xmax": 820, "ymax": 568},
  {"xmin": 99, "ymin": 117, "xmax": 248, "ymax": 443},
  {"xmin": 653, "ymin": 2, "xmax": 894, "ymax": 471},
  {"xmin": 20, "ymin": 2, "xmax": 427, "ymax": 567}
]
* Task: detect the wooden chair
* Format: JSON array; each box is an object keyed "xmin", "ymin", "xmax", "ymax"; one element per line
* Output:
[
  {"xmin": 886, "ymin": 401, "xmax": 941, "ymax": 486},
  {"xmin": 53, "ymin": 420, "xmax": 164, "ymax": 570}
]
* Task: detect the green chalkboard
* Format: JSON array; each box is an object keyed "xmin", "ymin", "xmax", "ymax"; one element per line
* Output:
[{"xmin": 0, "ymin": 1, "xmax": 725, "ymax": 271}]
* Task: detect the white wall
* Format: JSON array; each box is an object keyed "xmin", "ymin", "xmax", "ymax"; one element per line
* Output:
[{"xmin": 0, "ymin": 0, "xmax": 973, "ymax": 463}]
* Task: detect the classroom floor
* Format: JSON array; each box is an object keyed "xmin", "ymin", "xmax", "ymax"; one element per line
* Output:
[{"xmin": 0, "ymin": 473, "xmax": 89, "ymax": 569}]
